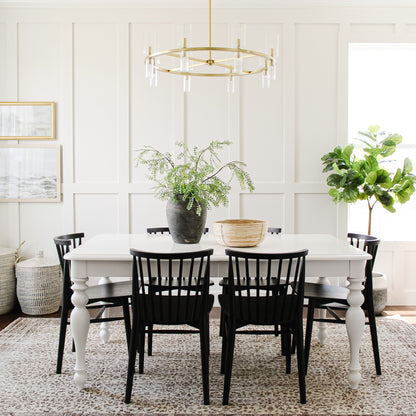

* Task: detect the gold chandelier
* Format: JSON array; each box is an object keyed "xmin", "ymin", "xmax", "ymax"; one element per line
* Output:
[{"xmin": 144, "ymin": 0, "xmax": 277, "ymax": 92}]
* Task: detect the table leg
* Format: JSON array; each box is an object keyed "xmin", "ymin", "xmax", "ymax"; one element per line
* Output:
[
  {"xmin": 317, "ymin": 276, "xmax": 330, "ymax": 344},
  {"xmin": 346, "ymin": 261, "xmax": 366, "ymax": 389},
  {"xmin": 99, "ymin": 276, "xmax": 111, "ymax": 343},
  {"xmin": 70, "ymin": 261, "xmax": 90, "ymax": 389}
]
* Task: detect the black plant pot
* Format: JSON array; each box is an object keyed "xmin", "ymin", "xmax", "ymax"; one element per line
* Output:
[{"xmin": 166, "ymin": 197, "xmax": 207, "ymax": 244}]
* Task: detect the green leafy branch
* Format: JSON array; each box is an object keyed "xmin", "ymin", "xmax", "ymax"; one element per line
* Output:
[
  {"xmin": 322, "ymin": 125, "xmax": 416, "ymax": 234},
  {"xmin": 135, "ymin": 140, "xmax": 255, "ymax": 215}
]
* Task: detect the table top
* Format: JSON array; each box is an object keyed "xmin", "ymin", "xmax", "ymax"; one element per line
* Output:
[{"xmin": 65, "ymin": 233, "xmax": 371, "ymax": 263}]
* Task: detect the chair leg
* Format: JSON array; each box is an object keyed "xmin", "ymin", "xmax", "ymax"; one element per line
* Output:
[
  {"xmin": 294, "ymin": 322, "xmax": 307, "ymax": 404},
  {"xmin": 200, "ymin": 315, "xmax": 210, "ymax": 405},
  {"xmin": 222, "ymin": 321, "xmax": 236, "ymax": 405},
  {"xmin": 283, "ymin": 327, "xmax": 292, "ymax": 374},
  {"xmin": 138, "ymin": 323, "xmax": 146, "ymax": 374},
  {"xmin": 125, "ymin": 321, "xmax": 139, "ymax": 404},
  {"xmin": 220, "ymin": 315, "xmax": 228, "ymax": 374},
  {"xmin": 56, "ymin": 305, "xmax": 70, "ymax": 374},
  {"xmin": 304, "ymin": 302, "xmax": 315, "ymax": 375},
  {"xmin": 367, "ymin": 306, "xmax": 382, "ymax": 375},
  {"xmin": 219, "ymin": 310, "xmax": 224, "ymax": 337},
  {"xmin": 147, "ymin": 324, "xmax": 153, "ymax": 356},
  {"xmin": 122, "ymin": 300, "xmax": 131, "ymax": 350}
]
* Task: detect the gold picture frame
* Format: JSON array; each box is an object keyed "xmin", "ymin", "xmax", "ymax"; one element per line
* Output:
[
  {"xmin": 0, "ymin": 102, "xmax": 55, "ymax": 140},
  {"xmin": 0, "ymin": 144, "xmax": 61, "ymax": 202}
]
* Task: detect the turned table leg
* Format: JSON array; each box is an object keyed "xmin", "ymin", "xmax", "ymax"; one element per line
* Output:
[{"xmin": 70, "ymin": 261, "xmax": 90, "ymax": 389}]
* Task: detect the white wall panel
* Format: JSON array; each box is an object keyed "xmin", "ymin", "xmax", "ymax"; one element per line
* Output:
[
  {"xmin": 18, "ymin": 23, "xmax": 60, "ymax": 100},
  {"xmin": 131, "ymin": 23, "xmax": 176, "ymax": 184},
  {"xmin": 295, "ymin": 193, "xmax": 337, "ymax": 234},
  {"xmin": 295, "ymin": 24, "xmax": 338, "ymax": 183},
  {"xmin": 74, "ymin": 194, "xmax": 119, "ymax": 236},
  {"xmin": 73, "ymin": 23, "xmax": 120, "ymax": 183},
  {"xmin": 20, "ymin": 203, "xmax": 63, "ymax": 259},
  {"xmin": 206, "ymin": 205, "xmax": 230, "ymax": 229},
  {"xmin": 240, "ymin": 193, "xmax": 284, "ymax": 228},
  {"xmin": 350, "ymin": 24, "xmax": 395, "ymax": 33},
  {"xmin": 130, "ymin": 194, "xmax": 167, "ymax": 233},
  {"xmin": 0, "ymin": 24, "xmax": 7, "ymax": 97},
  {"xmin": 402, "ymin": 249, "xmax": 416, "ymax": 303},
  {"xmin": 0, "ymin": 205, "xmax": 18, "ymax": 248},
  {"xmin": 241, "ymin": 23, "xmax": 284, "ymax": 183}
]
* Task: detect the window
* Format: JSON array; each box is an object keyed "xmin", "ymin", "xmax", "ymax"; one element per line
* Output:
[{"xmin": 348, "ymin": 43, "xmax": 416, "ymax": 241}]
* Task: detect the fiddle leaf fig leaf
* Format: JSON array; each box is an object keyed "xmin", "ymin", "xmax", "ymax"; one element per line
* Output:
[
  {"xmin": 382, "ymin": 134, "xmax": 402, "ymax": 146},
  {"xmin": 327, "ymin": 173, "xmax": 343, "ymax": 187},
  {"xmin": 341, "ymin": 144, "xmax": 353, "ymax": 163},
  {"xmin": 368, "ymin": 125, "xmax": 380, "ymax": 135},
  {"xmin": 364, "ymin": 155, "xmax": 379, "ymax": 173},
  {"xmin": 366, "ymin": 171, "xmax": 378, "ymax": 185},
  {"xmin": 342, "ymin": 186, "xmax": 359, "ymax": 203},
  {"xmin": 404, "ymin": 158, "xmax": 413, "ymax": 174},
  {"xmin": 392, "ymin": 168, "xmax": 402, "ymax": 185}
]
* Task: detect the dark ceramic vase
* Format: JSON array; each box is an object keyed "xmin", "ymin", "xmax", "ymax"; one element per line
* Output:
[{"xmin": 166, "ymin": 197, "xmax": 207, "ymax": 244}]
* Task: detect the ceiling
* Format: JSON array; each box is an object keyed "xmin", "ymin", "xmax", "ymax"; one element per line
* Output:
[{"xmin": 1, "ymin": 0, "xmax": 415, "ymax": 8}]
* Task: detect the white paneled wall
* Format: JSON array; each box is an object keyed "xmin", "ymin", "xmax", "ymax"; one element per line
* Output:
[{"xmin": 1, "ymin": 6, "xmax": 416, "ymax": 304}]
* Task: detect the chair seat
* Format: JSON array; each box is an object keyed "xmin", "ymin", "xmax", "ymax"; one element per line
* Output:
[
  {"xmin": 219, "ymin": 294, "xmax": 297, "ymax": 325},
  {"xmin": 86, "ymin": 280, "xmax": 131, "ymax": 303},
  {"xmin": 138, "ymin": 294, "xmax": 214, "ymax": 325},
  {"xmin": 304, "ymin": 282, "xmax": 349, "ymax": 303},
  {"xmin": 147, "ymin": 277, "xmax": 214, "ymax": 290},
  {"xmin": 219, "ymin": 277, "xmax": 282, "ymax": 288}
]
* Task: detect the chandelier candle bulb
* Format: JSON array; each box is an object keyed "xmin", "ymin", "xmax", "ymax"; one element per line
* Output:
[
  {"xmin": 183, "ymin": 75, "xmax": 191, "ymax": 92},
  {"xmin": 226, "ymin": 76, "xmax": 235, "ymax": 94}
]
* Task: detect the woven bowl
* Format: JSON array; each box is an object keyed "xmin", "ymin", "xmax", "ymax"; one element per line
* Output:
[{"xmin": 213, "ymin": 219, "xmax": 268, "ymax": 247}]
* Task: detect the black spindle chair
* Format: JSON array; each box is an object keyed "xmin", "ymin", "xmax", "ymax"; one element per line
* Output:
[
  {"xmin": 147, "ymin": 227, "xmax": 209, "ymax": 235},
  {"xmin": 304, "ymin": 233, "xmax": 381, "ymax": 375},
  {"xmin": 219, "ymin": 248, "xmax": 308, "ymax": 405},
  {"xmin": 267, "ymin": 227, "xmax": 282, "ymax": 235},
  {"xmin": 145, "ymin": 226, "xmax": 209, "ymax": 356},
  {"xmin": 125, "ymin": 248, "xmax": 214, "ymax": 405},
  {"xmin": 54, "ymin": 233, "xmax": 131, "ymax": 374}
]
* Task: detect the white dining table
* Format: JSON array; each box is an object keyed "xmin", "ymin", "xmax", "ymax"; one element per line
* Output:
[{"xmin": 65, "ymin": 233, "xmax": 371, "ymax": 391}]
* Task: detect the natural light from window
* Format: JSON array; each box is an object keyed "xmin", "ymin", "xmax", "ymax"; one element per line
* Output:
[{"xmin": 348, "ymin": 43, "xmax": 416, "ymax": 241}]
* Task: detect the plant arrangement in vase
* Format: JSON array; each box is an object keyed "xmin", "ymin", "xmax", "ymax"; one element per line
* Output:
[
  {"xmin": 321, "ymin": 125, "xmax": 416, "ymax": 235},
  {"xmin": 135, "ymin": 140, "xmax": 255, "ymax": 243}
]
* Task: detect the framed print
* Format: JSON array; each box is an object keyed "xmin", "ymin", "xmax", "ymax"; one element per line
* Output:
[
  {"xmin": 0, "ymin": 102, "xmax": 55, "ymax": 140},
  {"xmin": 0, "ymin": 144, "xmax": 61, "ymax": 202}
]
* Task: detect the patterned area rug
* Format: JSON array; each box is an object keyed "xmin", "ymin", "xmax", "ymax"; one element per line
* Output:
[{"xmin": 1, "ymin": 317, "xmax": 416, "ymax": 415}]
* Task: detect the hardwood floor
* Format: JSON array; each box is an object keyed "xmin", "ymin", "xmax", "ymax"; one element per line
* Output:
[{"xmin": 1, "ymin": 305, "xmax": 415, "ymax": 332}]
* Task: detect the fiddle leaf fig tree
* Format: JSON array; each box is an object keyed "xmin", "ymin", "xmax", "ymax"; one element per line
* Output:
[
  {"xmin": 322, "ymin": 125, "xmax": 416, "ymax": 235},
  {"xmin": 135, "ymin": 140, "xmax": 255, "ymax": 215}
]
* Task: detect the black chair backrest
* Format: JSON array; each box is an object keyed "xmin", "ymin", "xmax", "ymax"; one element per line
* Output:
[
  {"xmin": 146, "ymin": 227, "xmax": 171, "ymax": 235},
  {"xmin": 267, "ymin": 227, "xmax": 282, "ymax": 235},
  {"xmin": 224, "ymin": 249, "xmax": 308, "ymax": 325},
  {"xmin": 147, "ymin": 227, "xmax": 209, "ymax": 235},
  {"xmin": 130, "ymin": 249, "xmax": 213, "ymax": 324},
  {"xmin": 348, "ymin": 233, "xmax": 380, "ymax": 272},
  {"xmin": 54, "ymin": 232, "xmax": 84, "ymax": 271},
  {"xmin": 347, "ymin": 234, "xmax": 380, "ymax": 302},
  {"xmin": 53, "ymin": 233, "xmax": 84, "ymax": 306}
]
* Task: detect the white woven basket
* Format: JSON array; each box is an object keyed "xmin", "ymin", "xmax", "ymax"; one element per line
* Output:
[
  {"xmin": 16, "ymin": 251, "xmax": 62, "ymax": 315},
  {"xmin": 0, "ymin": 248, "xmax": 17, "ymax": 315}
]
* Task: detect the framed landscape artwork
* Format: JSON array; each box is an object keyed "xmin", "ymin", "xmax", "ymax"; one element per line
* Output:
[
  {"xmin": 0, "ymin": 102, "xmax": 55, "ymax": 140},
  {"xmin": 0, "ymin": 144, "xmax": 61, "ymax": 202}
]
